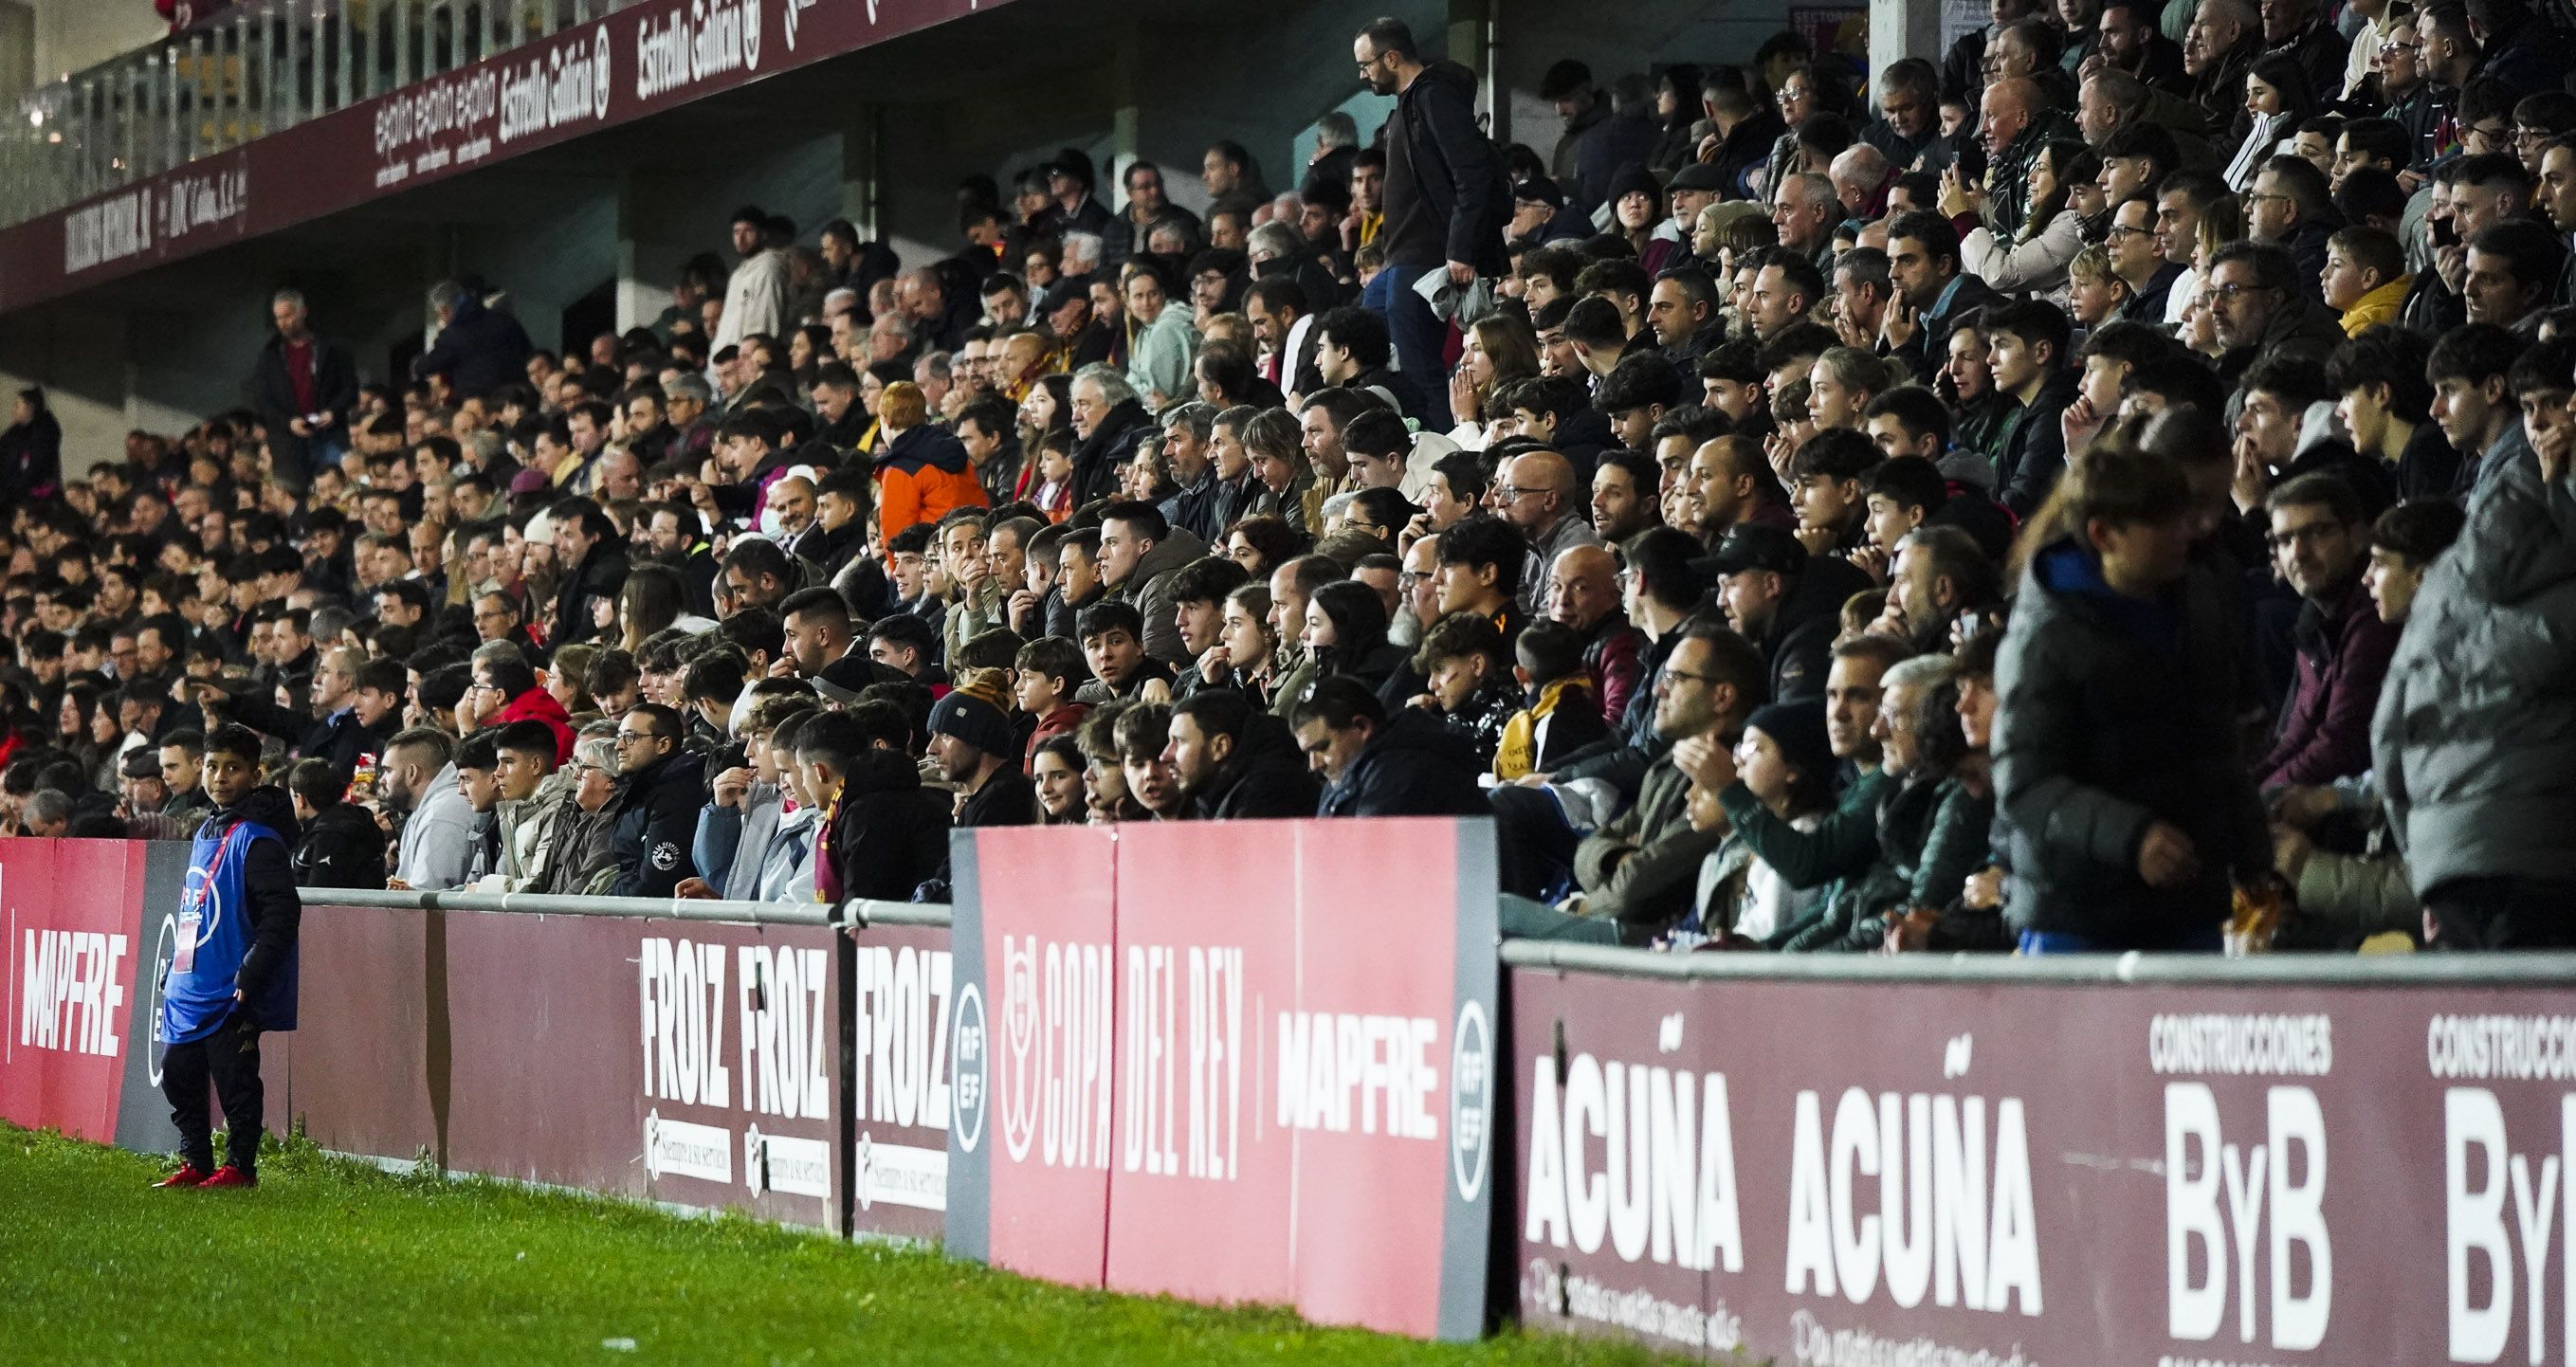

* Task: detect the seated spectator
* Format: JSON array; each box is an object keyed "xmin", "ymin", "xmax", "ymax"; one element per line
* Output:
[
  {"xmin": 1074, "ymin": 601, "xmax": 1174, "ymax": 703},
  {"xmin": 796, "ymin": 702, "xmax": 951, "ymax": 901},
  {"xmin": 2253, "ymin": 474, "xmax": 2399, "ymax": 788},
  {"xmin": 1410, "ymin": 611, "xmax": 1524, "ymax": 768},
  {"xmin": 1115, "ymin": 702, "xmax": 1188, "ymax": 819},
  {"xmin": 1564, "ymin": 623, "xmax": 1768, "ymax": 940},
  {"xmin": 286, "ymin": 756, "xmax": 387, "ymax": 890},
  {"xmin": 1493, "ymin": 621, "xmax": 1610, "ymax": 782},
  {"xmin": 1670, "ymin": 697, "xmax": 1836, "ymax": 948},
  {"xmin": 1164, "ymin": 689, "xmax": 1320, "ymax": 819},
  {"xmin": 1294, "ymin": 677, "xmax": 1489, "ymax": 817},
  {"xmin": 2270, "ymin": 498, "xmax": 2466, "ymax": 948},
  {"xmin": 537, "ymin": 736, "xmax": 623, "ymax": 896},
  {"xmin": 929, "ymin": 671, "xmax": 1037, "ymax": 833},
  {"xmin": 604, "ymin": 703, "xmax": 704, "ymax": 899}
]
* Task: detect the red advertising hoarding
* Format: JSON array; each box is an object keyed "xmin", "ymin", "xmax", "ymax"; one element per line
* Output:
[
  {"xmin": 1510, "ymin": 968, "xmax": 2576, "ymax": 1364},
  {"xmin": 0, "ymin": 0, "xmax": 1021, "ymax": 317},
  {"xmin": 1, "ymin": 840, "xmax": 151, "ymax": 1143},
  {"xmin": 431, "ymin": 910, "xmax": 846, "ymax": 1229},
  {"xmin": 947, "ymin": 819, "xmax": 1500, "ymax": 1341}
]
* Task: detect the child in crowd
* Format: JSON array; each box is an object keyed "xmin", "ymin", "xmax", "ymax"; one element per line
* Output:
[
  {"xmin": 1492, "ymin": 621, "xmax": 1608, "ymax": 781},
  {"xmin": 1410, "ymin": 611, "xmax": 1523, "ymax": 768},
  {"xmin": 1031, "ymin": 430, "xmax": 1077, "ymax": 522},
  {"xmin": 1013, "ymin": 634, "xmax": 1092, "ymax": 771}
]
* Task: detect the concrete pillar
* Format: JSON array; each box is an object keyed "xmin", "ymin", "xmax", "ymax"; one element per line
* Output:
[
  {"xmin": 838, "ymin": 101, "xmax": 884, "ymax": 241},
  {"xmin": 1871, "ymin": 0, "xmax": 1943, "ymax": 101},
  {"xmin": 1109, "ymin": 21, "xmax": 1141, "ymax": 194},
  {"xmin": 1449, "ymin": 0, "xmax": 1499, "ymax": 145}
]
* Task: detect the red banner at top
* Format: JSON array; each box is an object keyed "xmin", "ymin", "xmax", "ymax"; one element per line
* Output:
[{"xmin": 0, "ymin": 0, "xmax": 1015, "ymax": 317}]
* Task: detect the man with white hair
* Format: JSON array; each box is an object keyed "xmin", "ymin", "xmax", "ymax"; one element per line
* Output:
[
  {"xmin": 1771, "ymin": 173, "xmax": 1842, "ymax": 271},
  {"xmin": 1828, "ymin": 145, "xmax": 1891, "ymax": 222}
]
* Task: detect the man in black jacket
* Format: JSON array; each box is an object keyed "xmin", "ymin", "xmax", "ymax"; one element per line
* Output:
[
  {"xmin": 927, "ymin": 678, "xmax": 1037, "ymax": 830},
  {"xmin": 1706, "ymin": 522, "xmax": 1868, "ymax": 703},
  {"xmin": 1356, "ymin": 17, "xmax": 1509, "ymax": 423},
  {"xmin": 247, "ymin": 288, "xmax": 358, "ymax": 488},
  {"xmin": 285, "ymin": 756, "xmax": 388, "ymax": 890},
  {"xmin": 796, "ymin": 703, "xmax": 951, "ymax": 903},
  {"xmin": 605, "ymin": 703, "xmax": 704, "ymax": 899},
  {"xmin": 548, "ymin": 498, "xmax": 630, "ymax": 654},
  {"xmin": 1295, "ymin": 678, "xmax": 1489, "ymax": 817},
  {"xmin": 197, "ymin": 646, "xmax": 396, "ymax": 777},
  {"xmin": 1169, "ymin": 690, "xmax": 1322, "ymax": 819},
  {"xmin": 1995, "ymin": 439, "xmax": 2269, "ymax": 952},
  {"xmin": 411, "ymin": 279, "xmax": 533, "ymax": 402}
]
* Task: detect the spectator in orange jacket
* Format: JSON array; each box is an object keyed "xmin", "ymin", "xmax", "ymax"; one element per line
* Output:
[{"xmin": 873, "ymin": 381, "xmax": 986, "ymax": 546}]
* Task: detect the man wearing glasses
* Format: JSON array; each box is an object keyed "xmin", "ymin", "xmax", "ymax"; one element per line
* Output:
[
  {"xmin": 2107, "ymin": 195, "xmax": 2186, "ymax": 322},
  {"xmin": 604, "ymin": 703, "xmax": 704, "ymax": 899}
]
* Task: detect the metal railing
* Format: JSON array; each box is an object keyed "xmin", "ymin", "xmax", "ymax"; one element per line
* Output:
[
  {"xmin": 1499, "ymin": 939, "xmax": 2576, "ymax": 986},
  {"xmin": 0, "ymin": 0, "xmax": 641, "ymax": 229},
  {"xmin": 320, "ymin": 886, "xmax": 956, "ymax": 929}
]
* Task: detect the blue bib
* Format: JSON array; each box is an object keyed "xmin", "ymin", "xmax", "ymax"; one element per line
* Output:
[{"xmin": 158, "ymin": 817, "xmax": 297, "ymax": 1046}]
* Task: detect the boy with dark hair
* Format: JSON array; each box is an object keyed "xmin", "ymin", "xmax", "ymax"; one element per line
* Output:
[
  {"xmin": 155, "ymin": 723, "xmax": 301, "ymax": 1190},
  {"xmin": 2327, "ymin": 325, "xmax": 2460, "ymax": 500},
  {"xmin": 1977, "ymin": 298, "xmax": 2078, "ymax": 517},
  {"xmin": 1494, "ymin": 619, "xmax": 1610, "ymax": 781},
  {"xmin": 1073, "ymin": 601, "xmax": 1173, "ymax": 703},
  {"xmin": 1013, "ymin": 635, "xmax": 1092, "ymax": 769},
  {"xmin": 1785, "ymin": 428, "xmax": 1883, "ymax": 556}
]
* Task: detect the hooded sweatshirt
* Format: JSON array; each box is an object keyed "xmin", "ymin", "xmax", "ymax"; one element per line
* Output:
[{"xmin": 876, "ymin": 424, "xmax": 988, "ymax": 545}]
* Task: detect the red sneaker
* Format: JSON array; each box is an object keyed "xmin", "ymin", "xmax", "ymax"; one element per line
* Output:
[
  {"xmin": 196, "ymin": 1165, "xmax": 258, "ymax": 1190},
  {"xmin": 152, "ymin": 1164, "xmax": 210, "ymax": 1189}
]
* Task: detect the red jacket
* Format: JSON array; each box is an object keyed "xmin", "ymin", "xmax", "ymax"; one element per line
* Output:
[{"xmin": 484, "ymin": 686, "xmax": 575, "ymax": 764}]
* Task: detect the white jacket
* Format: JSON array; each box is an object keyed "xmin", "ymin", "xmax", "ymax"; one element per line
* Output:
[{"xmin": 1961, "ymin": 209, "xmax": 2084, "ymax": 298}]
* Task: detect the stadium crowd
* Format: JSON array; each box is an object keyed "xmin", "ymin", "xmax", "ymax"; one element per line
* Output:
[{"xmin": 0, "ymin": 7, "xmax": 2568, "ymax": 954}]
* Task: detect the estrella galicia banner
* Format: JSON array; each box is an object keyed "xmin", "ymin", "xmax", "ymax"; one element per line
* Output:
[
  {"xmin": 947, "ymin": 818, "xmax": 1500, "ymax": 1341},
  {"xmin": 1510, "ymin": 972, "xmax": 2576, "ymax": 1363}
]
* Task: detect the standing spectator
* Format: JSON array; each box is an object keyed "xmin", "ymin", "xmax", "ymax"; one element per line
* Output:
[
  {"xmin": 411, "ymin": 279, "xmax": 534, "ymax": 401},
  {"xmin": 1995, "ymin": 440, "xmax": 2270, "ymax": 952},
  {"xmin": 714, "ymin": 206, "xmax": 791, "ymax": 351},
  {"xmin": 2372, "ymin": 416, "xmax": 2576, "ymax": 948},
  {"xmin": 1354, "ymin": 17, "xmax": 1510, "ymax": 422},
  {"xmin": 247, "ymin": 288, "xmax": 358, "ymax": 486}
]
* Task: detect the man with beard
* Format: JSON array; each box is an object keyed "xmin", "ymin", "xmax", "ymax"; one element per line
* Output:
[
  {"xmin": 1165, "ymin": 689, "xmax": 1320, "ymax": 818},
  {"xmin": 643, "ymin": 501, "xmax": 720, "ymax": 615},
  {"xmin": 1887, "ymin": 526, "xmax": 2007, "ymax": 652}
]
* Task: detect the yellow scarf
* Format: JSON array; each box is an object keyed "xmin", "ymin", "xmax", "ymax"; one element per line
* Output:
[{"xmin": 1493, "ymin": 676, "xmax": 1596, "ymax": 781}]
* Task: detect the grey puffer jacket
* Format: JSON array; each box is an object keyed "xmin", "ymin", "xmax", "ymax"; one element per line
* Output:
[{"xmin": 2371, "ymin": 448, "xmax": 2576, "ymax": 897}]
